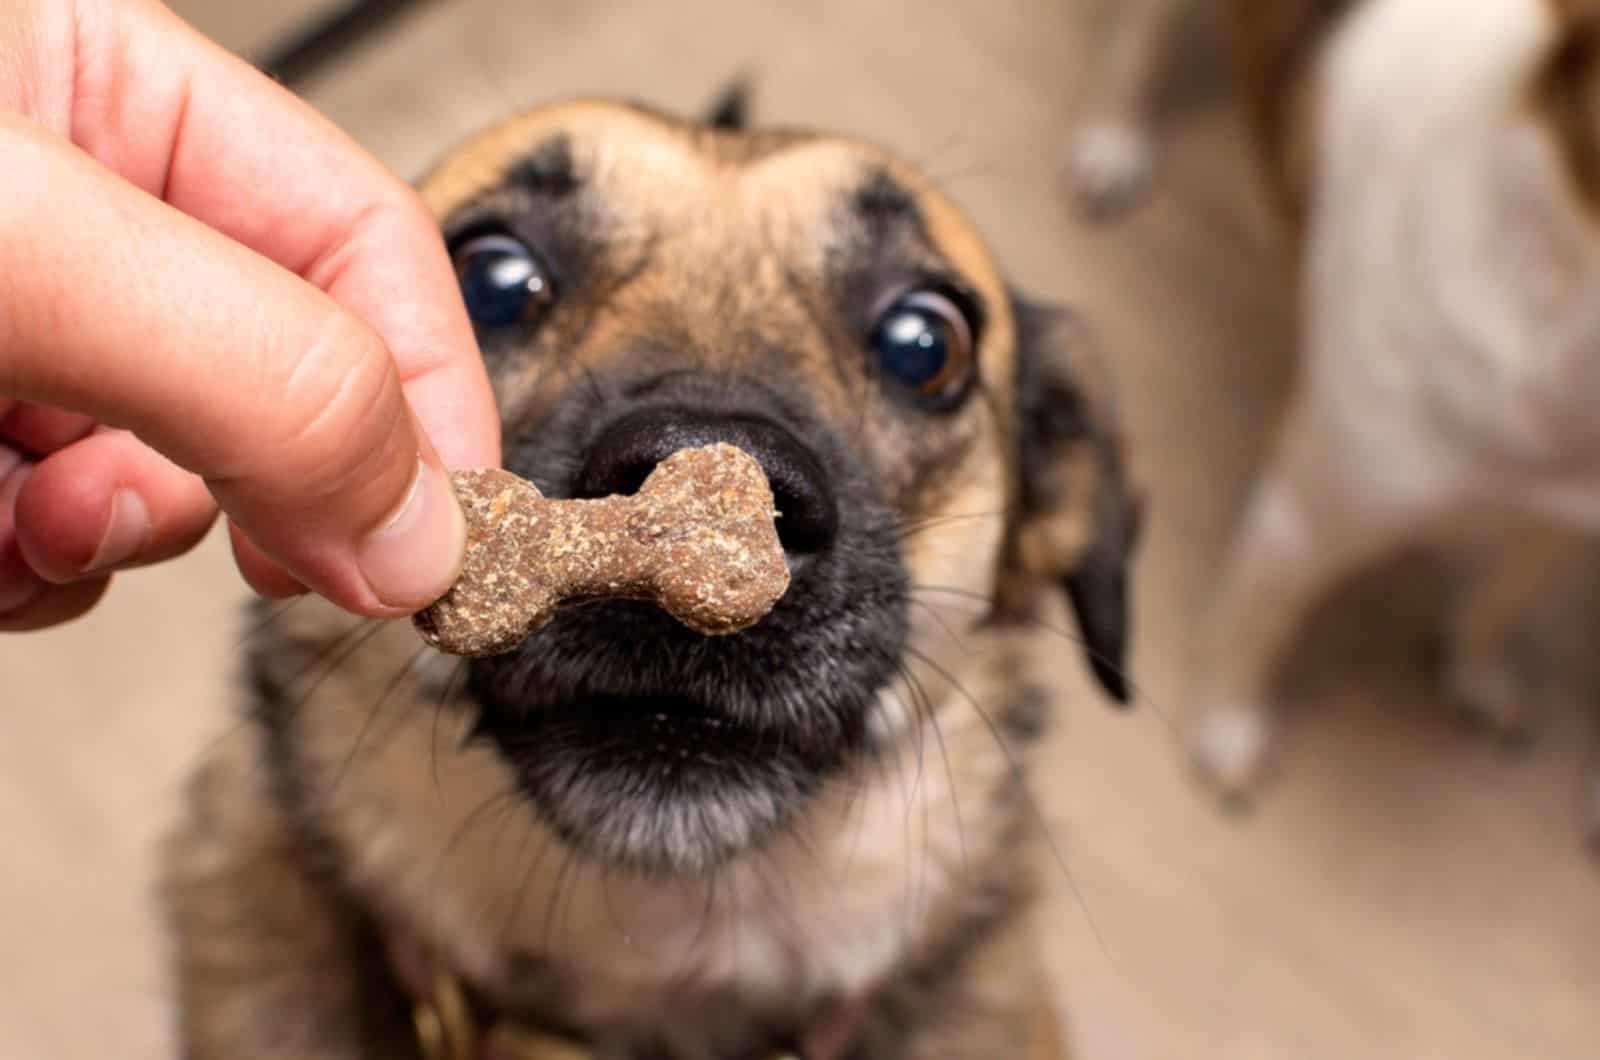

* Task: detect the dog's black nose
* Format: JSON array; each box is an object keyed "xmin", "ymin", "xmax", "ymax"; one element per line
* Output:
[{"xmin": 572, "ymin": 406, "xmax": 839, "ymax": 555}]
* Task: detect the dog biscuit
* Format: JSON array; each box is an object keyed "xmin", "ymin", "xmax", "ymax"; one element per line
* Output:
[{"xmin": 415, "ymin": 444, "xmax": 789, "ymax": 655}]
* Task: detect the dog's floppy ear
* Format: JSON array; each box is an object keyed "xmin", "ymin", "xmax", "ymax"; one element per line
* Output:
[
  {"xmin": 1011, "ymin": 294, "xmax": 1142, "ymax": 705},
  {"xmin": 703, "ymin": 77, "xmax": 752, "ymax": 131}
]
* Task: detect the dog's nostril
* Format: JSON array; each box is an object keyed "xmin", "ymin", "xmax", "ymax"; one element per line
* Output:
[
  {"xmin": 764, "ymin": 463, "xmax": 836, "ymax": 555},
  {"xmin": 572, "ymin": 407, "xmax": 839, "ymax": 557}
]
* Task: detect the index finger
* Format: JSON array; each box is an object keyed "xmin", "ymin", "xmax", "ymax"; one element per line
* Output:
[{"xmin": 64, "ymin": 0, "xmax": 500, "ymax": 470}]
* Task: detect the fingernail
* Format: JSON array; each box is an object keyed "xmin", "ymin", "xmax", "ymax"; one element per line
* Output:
[
  {"xmin": 88, "ymin": 489, "xmax": 152, "ymax": 573},
  {"xmin": 357, "ymin": 460, "xmax": 466, "ymax": 611}
]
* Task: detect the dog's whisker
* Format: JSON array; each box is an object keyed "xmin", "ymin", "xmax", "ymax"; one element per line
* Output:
[
  {"xmin": 322, "ymin": 645, "xmax": 432, "ymax": 804},
  {"xmin": 540, "ymin": 845, "xmax": 580, "ymax": 955},
  {"xmin": 231, "ymin": 596, "xmax": 314, "ymax": 654},
  {"xmin": 674, "ymin": 858, "xmax": 723, "ymax": 976},
  {"xmin": 898, "ymin": 660, "xmax": 971, "ymax": 880},
  {"xmin": 430, "ymin": 783, "xmax": 525, "ymax": 896},
  {"xmin": 246, "ymin": 614, "xmax": 375, "ymax": 711},
  {"xmin": 721, "ymin": 843, "xmax": 747, "ymax": 977},
  {"xmin": 906, "ymin": 132, "xmax": 1015, "ymax": 195},
  {"xmin": 910, "ymin": 582, "xmax": 1176, "ymax": 734},
  {"xmin": 429, "ymin": 660, "xmax": 471, "ymax": 801},
  {"xmin": 893, "ymin": 509, "xmax": 1011, "ymax": 541},
  {"xmin": 597, "ymin": 863, "xmax": 631, "ymax": 941},
  {"xmin": 360, "ymin": 656, "xmax": 468, "ymax": 768},
  {"xmin": 893, "ymin": 660, "xmax": 968, "ymax": 948},
  {"xmin": 221, "ymin": 621, "xmax": 389, "ymax": 779},
  {"xmin": 887, "ymin": 688, "xmax": 928, "ymax": 939},
  {"xmin": 903, "ymin": 132, "xmax": 976, "ymax": 179},
  {"xmin": 502, "ymin": 820, "xmax": 560, "ymax": 940},
  {"xmin": 909, "ymin": 597, "xmax": 972, "ymax": 652},
  {"xmin": 556, "ymin": 845, "xmax": 590, "ymax": 956},
  {"xmin": 836, "ymin": 741, "xmax": 878, "ymax": 885},
  {"xmin": 902, "ymin": 644, "xmax": 1118, "ymax": 971},
  {"xmin": 885, "ymin": 683, "xmax": 933, "ymax": 925}
]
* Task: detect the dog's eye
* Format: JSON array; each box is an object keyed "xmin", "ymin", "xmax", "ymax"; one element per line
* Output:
[
  {"xmin": 453, "ymin": 233, "xmax": 553, "ymax": 329},
  {"xmin": 870, "ymin": 290, "xmax": 975, "ymax": 406}
]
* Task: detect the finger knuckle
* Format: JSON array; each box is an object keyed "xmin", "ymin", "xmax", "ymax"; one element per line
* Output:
[{"xmin": 273, "ymin": 311, "xmax": 407, "ymax": 492}]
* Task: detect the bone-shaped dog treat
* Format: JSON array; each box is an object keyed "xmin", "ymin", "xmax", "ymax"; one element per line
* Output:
[{"xmin": 414, "ymin": 444, "xmax": 790, "ymax": 656}]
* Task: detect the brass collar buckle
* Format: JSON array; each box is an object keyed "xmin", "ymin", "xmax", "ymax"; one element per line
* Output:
[{"xmin": 412, "ymin": 969, "xmax": 591, "ymax": 1060}]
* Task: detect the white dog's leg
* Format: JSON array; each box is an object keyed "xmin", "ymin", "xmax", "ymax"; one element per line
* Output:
[
  {"xmin": 1068, "ymin": 120, "xmax": 1158, "ymax": 222},
  {"xmin": 1440, "ymin": 530, "xmax": 1575, "ymax": 743},
  {"xmin": 1065, "ymin": 0, "xmax": 1188, "ymax": 220},
  {"xmin": 1189, "ymin": 405, "xmax": 1450, "ymax": 800}
]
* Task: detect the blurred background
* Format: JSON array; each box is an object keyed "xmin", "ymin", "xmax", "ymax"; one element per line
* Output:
[{"xmin": 2, "ymin": 1, "xmax": 1597, "ymax": 1057}]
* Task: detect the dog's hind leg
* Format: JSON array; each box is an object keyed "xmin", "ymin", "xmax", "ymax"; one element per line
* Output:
[{"xmin": 1188, "ymin": 397, "xmax": 1460, "ymax": 801}]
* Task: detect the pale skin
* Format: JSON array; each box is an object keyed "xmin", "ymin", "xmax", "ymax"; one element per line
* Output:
[{"xmin": 0, "ymin": 0, "xmax": 501, "ymax": 631}]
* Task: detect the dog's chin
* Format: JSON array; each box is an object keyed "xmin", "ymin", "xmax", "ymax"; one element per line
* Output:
[{"xmin": 473, "ymin": 689, "xmax": 853, "ymax": 877}]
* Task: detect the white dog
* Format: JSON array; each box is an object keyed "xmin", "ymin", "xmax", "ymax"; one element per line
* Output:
[{"xmin": 1074, "ymin": 0, "xmax": 1600, "ymax": 838}]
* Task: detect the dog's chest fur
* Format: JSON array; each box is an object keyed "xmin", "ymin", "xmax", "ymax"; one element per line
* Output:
[
  {"xmin": 190, "ymin": 598, "xmax": 1047, "ymax": 1059},
  {"xmin": 1306, "ymin": 0, "xmax": 1600, "ymax": 481}
]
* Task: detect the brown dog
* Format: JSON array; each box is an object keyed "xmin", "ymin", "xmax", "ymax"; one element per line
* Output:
[{"xmin": 164, "ymin": 91, "xmax": 1138, "ymax": 1060}]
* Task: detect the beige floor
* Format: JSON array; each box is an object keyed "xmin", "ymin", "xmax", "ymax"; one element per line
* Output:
[{"xmin": 4, "ymin": 1, "xmax": 1597, "ymax": 1057}]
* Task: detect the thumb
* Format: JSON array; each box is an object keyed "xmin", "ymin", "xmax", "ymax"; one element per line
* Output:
[{"xmin": 0, "ymin": 117, "xmax": 465, "ymax": 615}]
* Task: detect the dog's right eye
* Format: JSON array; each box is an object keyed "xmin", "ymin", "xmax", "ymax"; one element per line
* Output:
[
  {"xmin": 452, "ymin": 233, "xmax": 554, "ymax": 329},
  {"xmin": 870, "ymin": 289, "xmax": 977, "ymax": 410}
]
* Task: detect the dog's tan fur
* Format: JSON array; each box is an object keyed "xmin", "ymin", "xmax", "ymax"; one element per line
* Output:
[
  {"xmin": 1226, "ymin": 0, "xmax": 1356, "ymax": 226},
  {"xmin": 1529, "ymin": 1, "xmax": 1600, "ymax": 218},
  {"xmin": 165, "ymin": 100, "xmax": 1130, "ymax": 1059}
]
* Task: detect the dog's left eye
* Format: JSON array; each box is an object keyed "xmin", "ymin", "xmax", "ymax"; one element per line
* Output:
[
  {"xmin": 870, "ymin": 290, "xmax": 976, "ymax": 406},
  {"xmin": 453, "ymin": 233, "xmax": 553, "ymax": 329}
]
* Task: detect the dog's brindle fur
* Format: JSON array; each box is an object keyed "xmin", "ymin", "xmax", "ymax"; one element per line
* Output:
[{"xmin": 164, "ymin": 98, "xmax": 1135, "ymax": 1059}]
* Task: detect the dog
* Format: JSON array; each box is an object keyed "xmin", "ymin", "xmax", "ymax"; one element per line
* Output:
[
  {"xmin": 162, "ymin": 88, "xmax": 1140, "ymax": 1060},
  {"xmin": 1076, "ymin": 0, "xmax": 1600, "ymax": 837}
]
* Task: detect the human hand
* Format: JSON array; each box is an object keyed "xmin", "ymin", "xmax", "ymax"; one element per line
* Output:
[{"xmin": 0, "ymin": 0, "xmax": 500, "ymax": 631}]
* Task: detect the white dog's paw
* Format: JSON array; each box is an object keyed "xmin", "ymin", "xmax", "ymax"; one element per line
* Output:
[
  {"xmin": 1189, "ymin": 701, "xmax": 1273, "ymax": 806},
  {"xmin": 1065, "ymin": 120, "xmax": 1156, "ymax": 222},
  {"xmin": 1441, "ymin": 636, "xmax": 1537, "ymax": 746}
]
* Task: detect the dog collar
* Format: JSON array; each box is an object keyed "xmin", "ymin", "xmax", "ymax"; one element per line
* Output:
[{"xmin": 391, "ymin": 935, "xmax": 867, "ymax": 1060}]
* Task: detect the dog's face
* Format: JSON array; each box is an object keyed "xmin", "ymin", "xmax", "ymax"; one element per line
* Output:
[{"xmin": 413, "ymin": 97, "xmax": 1136, "ymax": 877}]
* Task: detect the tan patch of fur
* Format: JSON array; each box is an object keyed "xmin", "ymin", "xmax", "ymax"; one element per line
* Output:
[
  {"xmin": 1529, "ymin": 10, "xmax": 1600, "ymax": 218},
  {"xmin": 1548, "ymin": 0, "xmax": 1600, "ymax": 21},
  {"xmin": 1017, "ymin": 446, "xmax": 1100, "ymax": 577},
  {"xmin": 1228, "ymin": 0, "xmax": 1362, "ymax": 230}
]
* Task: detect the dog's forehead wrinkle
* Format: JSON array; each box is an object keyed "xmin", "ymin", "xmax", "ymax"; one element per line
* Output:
[
  {"xmin": 850, "ymin": 167, "xmax": 927, "ymax": 236},
  {"xmin": 508, "ymin": 133, "xmax": 578, "ymax": 197}
]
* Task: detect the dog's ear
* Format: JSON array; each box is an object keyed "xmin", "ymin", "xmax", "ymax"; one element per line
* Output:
[
  {"xmin": 703, "ymin": 77, "xmax": 752, "ymax": 131},
  {"xmin": 1010, "ymin": 294, "xmax": 1142, "ymax": 705}
]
